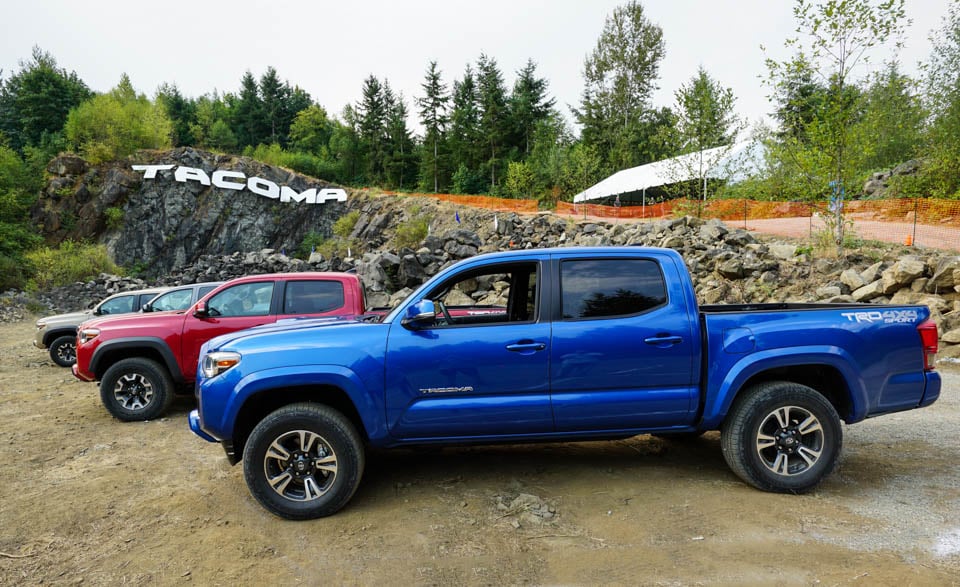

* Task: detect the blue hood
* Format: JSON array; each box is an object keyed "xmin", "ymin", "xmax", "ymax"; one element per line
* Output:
[{"xmin": 204, "ymin": 315, "xmax": 366, "ymax": 352}]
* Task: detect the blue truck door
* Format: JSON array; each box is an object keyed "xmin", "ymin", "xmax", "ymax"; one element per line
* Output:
[
  {"xmin": 384, "ymin": 261, "xmax": 553, "ymax": 439},
  {"xmin": 549, "ymin": 255, "xmax": 698, "ymax": 431}
]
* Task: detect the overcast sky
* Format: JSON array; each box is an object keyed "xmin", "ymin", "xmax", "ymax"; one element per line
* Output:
[{"xmin": 1, "ymin": 0, "xmax": 954, "ymax": 136}]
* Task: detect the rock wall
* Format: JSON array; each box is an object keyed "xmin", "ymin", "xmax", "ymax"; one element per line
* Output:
[{"xmin": 33, "ymin": 148, "xmax": 351, "ymax": 274}]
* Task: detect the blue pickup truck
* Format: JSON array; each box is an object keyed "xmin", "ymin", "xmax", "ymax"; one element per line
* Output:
[{"xmin": 189, "ymin": 247, "xmax": 941, "ymax": 519}]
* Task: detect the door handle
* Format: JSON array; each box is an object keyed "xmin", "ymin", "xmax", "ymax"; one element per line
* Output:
[
  {"xmin": 644, "ymin": 335, "xmax": 683, "ymax": 346},
  {"xmin": 506, "ymin": 341, "xmax": 546, "ymax": 352}
]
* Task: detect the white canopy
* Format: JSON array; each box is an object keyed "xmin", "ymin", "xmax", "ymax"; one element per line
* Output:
[{"xmin": 572, "ymin": 140, "xmax": 764, "ymax": 203}]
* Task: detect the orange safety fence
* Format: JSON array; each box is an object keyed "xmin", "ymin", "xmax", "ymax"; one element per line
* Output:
[
  {"xmin": 556, "ymin": 198, "xmax": 960, "ymax": 251},
  {"xmin": 386, "ymin": 192, "xmax": 538, "ymax": 213}
]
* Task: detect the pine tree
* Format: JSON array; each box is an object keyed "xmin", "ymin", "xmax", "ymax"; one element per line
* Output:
[
  {"xmin": 449, "ymin": 65, "xmax": 482, "ymax": 176},
  {"xmin": 417, "ymin": 61, "xmax": 450, "ymax": 192},
  {"xmin": 509, "ymin": 59, "xmax": 555, "ymax": 156},
  {"xmin": 357, "ymin": 75, "xmax": 388, "ymax": 184},
  {"xmin": 0, "ymin": 47, "xmax": 91, "ymax": 152},
  {"xmin": 476, "ymin": 54, "xmax": 509, "ymax": 189},
  {"xmin": 233, "ymin": 71, "xmax": 266, "ymax": 148},
  {"xmin": 155, "ymin": 83, "xmax": 196, "ymax": 147}
]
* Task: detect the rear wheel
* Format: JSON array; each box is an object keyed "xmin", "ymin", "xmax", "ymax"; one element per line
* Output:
[
  {"xmin": 49, "ymin": 335, "xmax": 77, "ymax": 367},
  {"xmin": 243, "ymin": 403, "xmax": 365, "ymax": 520},
  {"xmin": 99, "ymin": 358, "xmax": 175, "ymax": 421},
  {"xmin": 721, "ymin": 381, "xmax": 842, "ymax": 493}
]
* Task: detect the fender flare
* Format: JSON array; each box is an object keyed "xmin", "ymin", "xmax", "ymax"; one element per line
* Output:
[
  {"xmin": 89, "ymin": 337, "xmax": 181, "ymax": 382},
  {"xmin": 700, "ymin": 346, "xmax": 867, "ymax": 429},
  {"xmin": 215, "ymin": 364, "xmax": 387, "ymax": 444},
  {"xmin": 43, "ymin": 327, "xmax": 78, "ymax": 347}
]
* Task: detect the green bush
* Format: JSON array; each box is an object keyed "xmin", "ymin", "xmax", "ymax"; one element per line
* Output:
[
  {"xmin": 25, "ymin": 241, "xmax": 120, "ymax": 291},
  {"xmin": 394, "ymin": 216, "xmax": 430, "ymax": 250},
  {"xmin": 333, "ymin": 210, "xmax": 360, "ymax": 238},
  {"xmin": 104, "ymin": 206, "xmax": 124, "ymax": 229}
]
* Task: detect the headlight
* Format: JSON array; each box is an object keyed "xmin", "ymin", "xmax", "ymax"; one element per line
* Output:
[
  {"xmin": 36, "ymin": 320, "xmax": 46, "ymax": 329},
  {"xmin": 78, "ymin": 328, "xmax": 100, "ymax": 344},
  {"xmin": 201, "ymin": 351, "xmax": 241, "ymax": 379}
]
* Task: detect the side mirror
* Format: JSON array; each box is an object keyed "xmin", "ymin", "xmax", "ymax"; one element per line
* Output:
[
  {"xmin": 141, "ymin": 302, "xmax": 153, "ymax": 312},
  {"xmin": 193, "ymin": 300, "xmax": 209, "ymax": 318},
  {"xmin": 401, "ymin": 299, "xmax": 436, "ymax": 329}
]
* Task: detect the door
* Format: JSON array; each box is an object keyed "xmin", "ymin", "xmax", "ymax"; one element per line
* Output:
[
  {"xmin": 384, "ymin": 261, "xmax": 553, "ymax": 439},
  {"xmin": 180, "ymin": 281, "xmax": 278, "ymax": 379},
  {"xmin": 549, "ymin": 256, "xmax": 698, "ymax": 430}
]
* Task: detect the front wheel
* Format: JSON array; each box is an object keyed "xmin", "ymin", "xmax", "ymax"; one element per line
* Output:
[
  {"xmin": 243, "ymin": 403, "xmax": 365, "ymax": 520},
  {"xmin": 721, "ymin": 381, "xmax": 842, "ymax": 493},
  {"xmin": 49, "ymin": 335, "xmax": 77, "ymax": 367},
  {"xmin": 99, "ymin": 358, "xmax": 175, "ymax": 421}
]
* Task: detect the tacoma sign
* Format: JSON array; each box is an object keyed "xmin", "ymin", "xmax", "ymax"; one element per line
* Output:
[{"xmin": 132, "ymin": 164, "xmax": 348, "ymax": 204}]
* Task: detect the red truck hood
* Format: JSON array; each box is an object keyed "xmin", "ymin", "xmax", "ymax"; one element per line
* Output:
[{"xmin": 79, "ymin": 309, "xmax": 185, "ymax": 331}]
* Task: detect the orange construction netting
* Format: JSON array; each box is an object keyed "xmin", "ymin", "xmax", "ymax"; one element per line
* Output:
[
  {"xmin": 389, "ymin": 192, "xmax": 538, "ymax": 213},
  {"xmin": 556, "ymin": 198, "xmax": 960, "ymax": 251}
]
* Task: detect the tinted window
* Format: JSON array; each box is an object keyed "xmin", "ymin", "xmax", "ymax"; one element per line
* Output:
[
  {"xmin": 197, "ymin": 285, "xmax": 218, "ymax": 299},
  {"xmin": 561, "ymin": 259, "xmax": 666, "ymax": 320},
  {"xmin": 98, "ymin": 295, "xmax": 135, "ymax": 315},
  {"xmin": 207, "ymin": 282, "xmax": 275, "ymax": 317},
  {"xmin": 149, "ymin": 289, "xmax": 193, "ymax": 311},
  {"xmin": 284, "ymin": 280, "xmax": 345, "ymax": 314}
]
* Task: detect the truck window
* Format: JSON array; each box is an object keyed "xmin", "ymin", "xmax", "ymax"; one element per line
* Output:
[
  {"xmin": 98, "ymin": 295, "xmax": 135, "ymax": 315},
  {"xmin": 197, "ymin": 285, "xmax": 218, "ymax": 299},
  {"xmin": 427, "ymin": 262, "xmax": 537, "ymax": 326},
  {"xmin": 561, "ymin": 259, "xmax": 666, "ymax": 320},
  {"xmin": 207, "ymin": 282, "xmax": 275, "ymax": 317},
  {"xmin": 283, "ymin": 280, "xmax": 345, "ymax": 314},
  {"xmin": 149, "ymin": 289, "xmax": 192, "ymax": 311}
]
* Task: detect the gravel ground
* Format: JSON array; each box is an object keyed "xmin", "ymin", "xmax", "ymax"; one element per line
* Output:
[{"xmin": 1, "ymin": 317, "xmax": 958, "ymax": 585}]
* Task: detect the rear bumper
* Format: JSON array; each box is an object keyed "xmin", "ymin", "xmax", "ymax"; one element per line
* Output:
[{"xmin": 920, "ymin": 371, "xmax": 941, "ymax": 408}]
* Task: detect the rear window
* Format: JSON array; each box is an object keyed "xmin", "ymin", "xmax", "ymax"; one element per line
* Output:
[
  {"xmin": 560, "ymin": 259, "xmax": 667, "ymax": 319},
  {"xmin": 284, "ymin": 280, "xmax": 345, "ymax": 314}
]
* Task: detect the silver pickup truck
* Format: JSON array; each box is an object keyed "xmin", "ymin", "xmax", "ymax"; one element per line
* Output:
[{"xmin": 34, "ymin": 282, "xmax": 221, "ymax": 367}]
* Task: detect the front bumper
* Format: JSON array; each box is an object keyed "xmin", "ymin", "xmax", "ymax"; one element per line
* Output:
[
  {"xmin": 33, "ymin": 330, "xmax": 47, "ymax": 349},
  {"xmin": 71, "ymin": 363, "xmax": 94, "ymax": 382},
  {"xmin": 188, "ymin": 409, "xmax": 217, "ymax": 443}
]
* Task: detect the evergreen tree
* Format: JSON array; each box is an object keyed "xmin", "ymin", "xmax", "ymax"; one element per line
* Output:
[
  {"xmin": 329, "ymin": 106, "xmax": 363, "ymax": 184},
  {"xmin": 448, "ymin": 66, "xmax": 482, "ymax": 178},
  {"xmin": 417, "ymin": 61, "xmax": 450, "ymax": 192},
  {"xmin": 259, "ymin": 67, "xmax": 287, "ymax": 145},
  {"xmin": 233, "ymin": 71, "xmax": 266, "ymax": 148},
  {"xmin": 357, "ymin": 75, "xmax": 389, "ymax": 184},
  {"xmin": 385, "ymin": 89, "xmax": 417, "ymax": 189},
  {"xmin": 852, "ymin": 62, "xmax": 924, "ymax": 172},
  {"xmin": 509, "ymin": 59, "xmax": 555, "ymax": 156},
  {"xmin": 0, "ymin": 47, "xmax": 91, "ymax": 152},
  {"xmin": 476, "ymin": 54, "xmax": 509, "ymax": 189},
  {"xmin": 155, "ymin": 83, "xmax": 196, "ymax": 146}
]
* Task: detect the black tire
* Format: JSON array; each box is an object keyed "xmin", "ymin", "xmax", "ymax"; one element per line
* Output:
[
  {"xmin": 243, "ymin": 403, "xmax": 365, "ymax": 520},
  {"xmin": 99, "ymin": 358, "xmax": 175, "ymax": 422},
  {"xmin": 721, "ymin": 381, "xmax": 842, "ymax": 493},
  {"xmin": 49, "ymin": 335, "xmax": 77, "ymax": 367}
]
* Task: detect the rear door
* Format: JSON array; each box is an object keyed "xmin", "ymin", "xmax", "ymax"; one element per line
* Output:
[{"xmin": 549, "ymin": 253, "xmax": 698, "ymax": 430}]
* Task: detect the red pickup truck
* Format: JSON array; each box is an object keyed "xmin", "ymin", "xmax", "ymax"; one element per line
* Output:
[{"xmin": 73, "ymin": 272, "xmax": 377, "ymax": 421}]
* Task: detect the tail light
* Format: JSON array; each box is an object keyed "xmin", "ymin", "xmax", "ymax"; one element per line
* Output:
[{"xmin": 917, "ymin": 320, "xmax": 938, "ymax": 371}]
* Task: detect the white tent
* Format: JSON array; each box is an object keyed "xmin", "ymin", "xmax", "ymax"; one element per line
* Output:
[{"xmin": 572, "ymin": 140, "xmax": 765, "ymax": 204}]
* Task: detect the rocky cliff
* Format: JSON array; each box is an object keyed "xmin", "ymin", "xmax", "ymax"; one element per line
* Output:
[{"xmin": 33, "ymin": 148, "xmax": 351, "ymax": 274}]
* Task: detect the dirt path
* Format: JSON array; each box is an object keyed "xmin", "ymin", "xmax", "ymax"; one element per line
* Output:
[{"xmin": 1, "ymin": 318, "xmax": 958, "ymax": 585}]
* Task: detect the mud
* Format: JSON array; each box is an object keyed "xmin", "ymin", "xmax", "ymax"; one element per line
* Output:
[{"xmin": 1, "ymin": 318, "xmax": 958, "ymax": 585}]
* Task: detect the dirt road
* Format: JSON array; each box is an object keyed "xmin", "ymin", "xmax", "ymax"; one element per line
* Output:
[{"xmin": 1, "ymin": 318, "xmax": 958, "ymax": 585}]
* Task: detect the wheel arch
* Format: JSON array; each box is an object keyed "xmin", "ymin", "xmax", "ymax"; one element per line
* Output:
[
  {"xmin": 43, "ymin": 327, "xmax": 78, "ymax": 347},
  {"xmin": 90, "ymin": 338, "xmax": 181, "ymax": 382},
  {"xmin": 702, "ymin": 348, "xmax": 866, "ymax": 429},
  {"xmin": 229, "ymin": 384, "xmax": 367, "ymax": 466}
]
